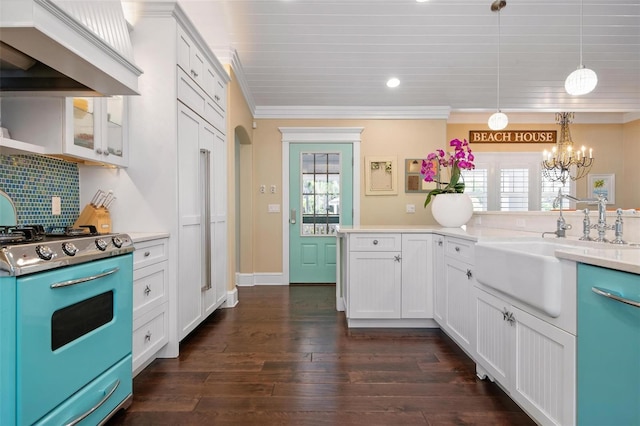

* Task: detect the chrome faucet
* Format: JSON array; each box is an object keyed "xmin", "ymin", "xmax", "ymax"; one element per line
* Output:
[
  {"xmin": 542, "ymin": 189, "xmax": 595, "ymax": 238},
  {"xmin": 591, "ymin": 194, "xmax": 615, "ymax": 242},
  {"xmin": 610, "ymin": 208, "xmax": 626, "ymax": 244}
]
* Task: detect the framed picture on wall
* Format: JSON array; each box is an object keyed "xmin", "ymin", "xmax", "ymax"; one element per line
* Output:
[
  {"xmin": 588, "ymin": 173, "xmax": 615, "ymax": 204},
  {"xmin": 365, "ymin": 156, "xmax": 397, "ymax": 195}
]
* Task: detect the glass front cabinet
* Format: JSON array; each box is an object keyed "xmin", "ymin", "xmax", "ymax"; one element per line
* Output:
[{"xmin": 65, "ymin": 96, "xmax": 128, "ymax": 167}]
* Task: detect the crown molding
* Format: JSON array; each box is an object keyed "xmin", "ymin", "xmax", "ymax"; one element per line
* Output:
[
  {"xmin": 623, "ymin": 112, "xmax": 640, "ymax": 123},
  {"xmin": 228, "ymin": 50, "xmax": 256, "ymax": 116},
  {"xmin": 448, "ymin": 111, "xmax": 635, "ymax": 124},
  {"xmin": 255, "ymin": 106, "xmax": 451, "ymax": 120}
]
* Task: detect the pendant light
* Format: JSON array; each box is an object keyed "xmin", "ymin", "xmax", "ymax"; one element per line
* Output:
[
  {"xmin": 565, "ymin": 0, "xmax": 598, "ymax": 95},
  {"xmin": 488, "ymin": 0, "xmax": 508, "ymax": 131}
]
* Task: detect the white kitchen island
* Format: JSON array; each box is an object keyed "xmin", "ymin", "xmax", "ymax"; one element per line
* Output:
[{"xmin": 336, "ymin": 224, "xmax": 640, "ymax": 426}]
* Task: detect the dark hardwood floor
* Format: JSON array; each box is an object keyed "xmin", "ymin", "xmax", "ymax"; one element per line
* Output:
[{"xmin": 108, "ymin": 285, "xmax": 536, "ymax": 425}]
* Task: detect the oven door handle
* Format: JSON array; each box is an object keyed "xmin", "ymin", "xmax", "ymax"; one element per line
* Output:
[
  {"xmin": 64, "ymin": 379, "xmax": 120, "ymax": 426},
  {"xmin": 50, "ymin": 267, "xmax": 119, "ymax": 289}
]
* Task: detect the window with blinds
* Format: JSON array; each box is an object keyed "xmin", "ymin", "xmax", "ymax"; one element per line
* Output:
[
  {"xmin": 462, "ymin": 169, "xmax": 488, "ymax": 211},
  {"xmin": 500, "ymin": 168, "xmax": 529, "ymax": 211},
  {"xmin": 460, "ymin": 152, "xmax": 576, "ymax": 212}
]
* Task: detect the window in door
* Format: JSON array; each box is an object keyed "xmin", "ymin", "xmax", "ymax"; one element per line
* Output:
[{"xmin": 301, "ymin": 153, "xmax": 340, "ymax": 235}]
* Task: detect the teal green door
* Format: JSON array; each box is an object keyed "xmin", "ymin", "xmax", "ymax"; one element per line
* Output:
[{"xmin": 289, "ymin": 143, "xmax": 353, "ymax": 283}]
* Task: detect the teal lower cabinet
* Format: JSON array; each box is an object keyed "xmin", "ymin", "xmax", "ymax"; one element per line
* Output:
[{"xmin": 577, "ymin": 263, "xmax": 640, "ymax": 426}]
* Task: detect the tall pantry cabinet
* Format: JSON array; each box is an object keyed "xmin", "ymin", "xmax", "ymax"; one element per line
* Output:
[{"xmin": 127, "ymin": 1, "xmax": 229, "ymax": 353}]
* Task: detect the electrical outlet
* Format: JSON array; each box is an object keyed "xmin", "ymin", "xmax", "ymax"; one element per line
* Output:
[
  {"xmin": 52, "ymin": 196, "xmax": 61, "ymax": 215},
  {"xmin": 516, "ymin": 218, "xmax": 526, "ymax": 228},
  {"xmin": 406, "ymin": 204, "xmax": 415, "ymax": 213}
]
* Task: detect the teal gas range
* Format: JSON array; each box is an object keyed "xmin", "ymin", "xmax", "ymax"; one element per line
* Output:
[{"xmin": 0, "ymin": 225, "xmax": 134, "ymax": 425}]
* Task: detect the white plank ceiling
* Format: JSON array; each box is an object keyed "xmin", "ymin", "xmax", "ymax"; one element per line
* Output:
[{"xmin": 177, "ymin": 0, "xmax": 640, "ymax": 114}]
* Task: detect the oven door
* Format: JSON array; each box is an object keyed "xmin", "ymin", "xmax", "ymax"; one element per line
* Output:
[{"xmin": 16, "ymin": 255, "xmax": 133, "ymax": 425}]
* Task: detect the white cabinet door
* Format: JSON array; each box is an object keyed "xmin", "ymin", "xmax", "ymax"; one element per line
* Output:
[
  {"xmin": 65, "ymin": 97, "xmax": 128, "ymax": 167},
  {"xmin": 348, "ymin": 251, "xmax": 401, "ymax": 319},
  {"xmin": 444, "ymin": 256, "xmax": 475, "ymax": 355},
  {"xmin": 401, "ymin": 234, "xmax": 433, "ymax": 319},
  {"xmin": 177, "ymin": 103, "xmax": 206, "ymax": 340},
  {"xmin": 512, "ymin": 306, "xmax": 576, "ymax": 426},
  {"xmin": 433, "ymin": 235, "xmax": 446, "ymax": 325},
  {"xmin": 200, "ymin": 122, "xmax": 217, "ymax": 319},
  {"xmin": 475, "ymin": 287, "xmax": 512, "ymax": 385},
  {"xmin": 474, "ymin": 285, "xmax": 576, "ymax": 426},
  {"xmin": 177, "ymin": 25, "xmax": 204, "ymax": 87},
  {"xmin": 213, "ymin": 130, "xmax": 227, "ymax": 307}
]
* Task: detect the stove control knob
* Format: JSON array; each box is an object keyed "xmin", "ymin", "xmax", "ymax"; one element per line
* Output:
[
  {"xmin": 112, "ymin": 236, "xmax": 123, "ymax": 248},
  {"xmin": 62, "ymin": 242, "xmax": 79, "ymax": 256},
  {"xmin": 95, "ymin": 238, "xmax": 109, "ymax": 251},
  {"xmin": 35, "ymin": 245, "xmax": 54, "ymax": 261}
]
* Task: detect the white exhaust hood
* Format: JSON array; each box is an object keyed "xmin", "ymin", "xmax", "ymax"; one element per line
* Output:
[{"xmin": 0, "ymin": 0, "xmax": 142, "ymax": 96}]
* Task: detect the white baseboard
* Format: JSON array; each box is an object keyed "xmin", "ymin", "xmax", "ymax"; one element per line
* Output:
[
  {"xmin": 235, "ymin": 272, "xmax": 285, "ymax": 286},
  {"xmin": 223, "ymin": 287, "xmax": 239, "ymax": 308},
  {"xmin": 236, "ymin": 273, "xmax": 254, "ymax": 287},
  {"xmin": 346, "ymin": 318, "xmax": 440, "ymax": 328}
]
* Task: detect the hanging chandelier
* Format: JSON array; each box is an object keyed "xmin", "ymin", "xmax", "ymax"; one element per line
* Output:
[{"xmin": 542, "ymin": 112, "xmax": 593, "ymax": 184}]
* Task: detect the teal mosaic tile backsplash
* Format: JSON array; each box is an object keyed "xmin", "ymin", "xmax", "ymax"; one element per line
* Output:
[{"xmin": 0, "ymin": 154, "xmax": 79, "ymax": 227}]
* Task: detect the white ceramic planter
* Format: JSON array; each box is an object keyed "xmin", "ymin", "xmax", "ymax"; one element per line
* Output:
[{"xmin": 431, "ymin": 193, "xmax": 473, "ymax": 227}]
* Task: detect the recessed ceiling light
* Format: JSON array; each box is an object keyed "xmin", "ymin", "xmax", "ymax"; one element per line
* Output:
[
  {"xmin": 386, "ymin": 78, "xmax": 400, "ymax": 88},
  {"xmin": 416, "ymin": 0, "xmax": 429, "ymax": 3}
]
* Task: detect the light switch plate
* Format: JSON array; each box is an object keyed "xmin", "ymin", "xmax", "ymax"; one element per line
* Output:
[{"xmin": 268, "ymin": 204, "xmax": 280, "ymax": 213}]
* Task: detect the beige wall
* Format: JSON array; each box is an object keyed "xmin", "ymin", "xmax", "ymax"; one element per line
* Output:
[
  {"xmin": 225, "ymin": 66, "xmax": 254, "ymax": 284},
  {"xmin": 250, "ymin": 118, "xmax": 447, "ymax": 273},
  {"xmin": 622, "ymin": 119, "xmax": 640, "ymax": 207},
  {"xmin": 230, "ymin": 102, "xmax": 637, "ymax": 278},
  {"xmin": 448, "ymin": 121, "xmax": 625, "ymax": 203}
]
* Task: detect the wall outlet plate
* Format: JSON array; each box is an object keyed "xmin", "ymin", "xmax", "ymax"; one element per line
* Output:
[{"xmin": 52, "ymin": 196, "xmax": 61, "ymax": 215}]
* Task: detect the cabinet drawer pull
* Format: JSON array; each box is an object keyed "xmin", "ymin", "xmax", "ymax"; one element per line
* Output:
[
  {"xmin": 145, "ymin": 331, "xmax": 152, "ymax": 342},
  {"xmin": 438, "ymin": 240, "xmax": 443, "ymax": 246},
  {"xmin": 455, "ymin": 246, "xmax": 461, "ymax": 252},
  {"xmin": 144, "ymin": 285, "xmax": 151, "ymax": 296},
  {"xmin": 466, "ymin": 269, "xmax": 473, "ymax": 279},
  {"xmin": 592, "ymin": 286, "xmax": 640, "ymax": 308},
  {"xmin": 394, "ymin": 255, "xmax": 401, "ymax": 262},
  {"xmin": 144, "ymin": 251, "xmax": 151, "ymax": 257},
  {"xmin": 372, "ymin": 240, "xmax": 378, "ymax": 245}
]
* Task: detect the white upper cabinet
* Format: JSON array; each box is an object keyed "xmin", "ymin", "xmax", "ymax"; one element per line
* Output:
[
  {"xmin": 0, "ymin": 96, "xmax": 128, "ymax": 167},
  {"xmin": 177, "ymin": 25, "xmax": 226, "ymax": 116},
  {"xmin": 65, "ymin": 96, "xmax": 128, "ymax": 167}
]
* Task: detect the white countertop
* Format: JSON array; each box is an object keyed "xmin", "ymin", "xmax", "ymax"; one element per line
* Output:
[
  {"xmin": 337, "ymin": 225, "xmax": 640, "ymax": 275},
  {"xmin": 337, "ymin": 225, "xmax": 544, "ymax": 240},
  {"xmin": 126, "ymin": 232, "xmax": 170, "ymax": 243},
  {"xmin": 555, "ymin": 245, "xmax": 640, "ymax": 275}
]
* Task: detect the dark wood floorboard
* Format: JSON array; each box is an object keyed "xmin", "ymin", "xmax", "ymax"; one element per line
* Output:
[{"xmin": 108, "ymin": 285, "xmax": 535, "ymax": 426}]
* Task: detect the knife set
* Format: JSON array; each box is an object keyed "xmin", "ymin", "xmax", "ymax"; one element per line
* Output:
[{"xmin": 73, "ymin": 189, "xmax": 115, "ymax": 234}]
